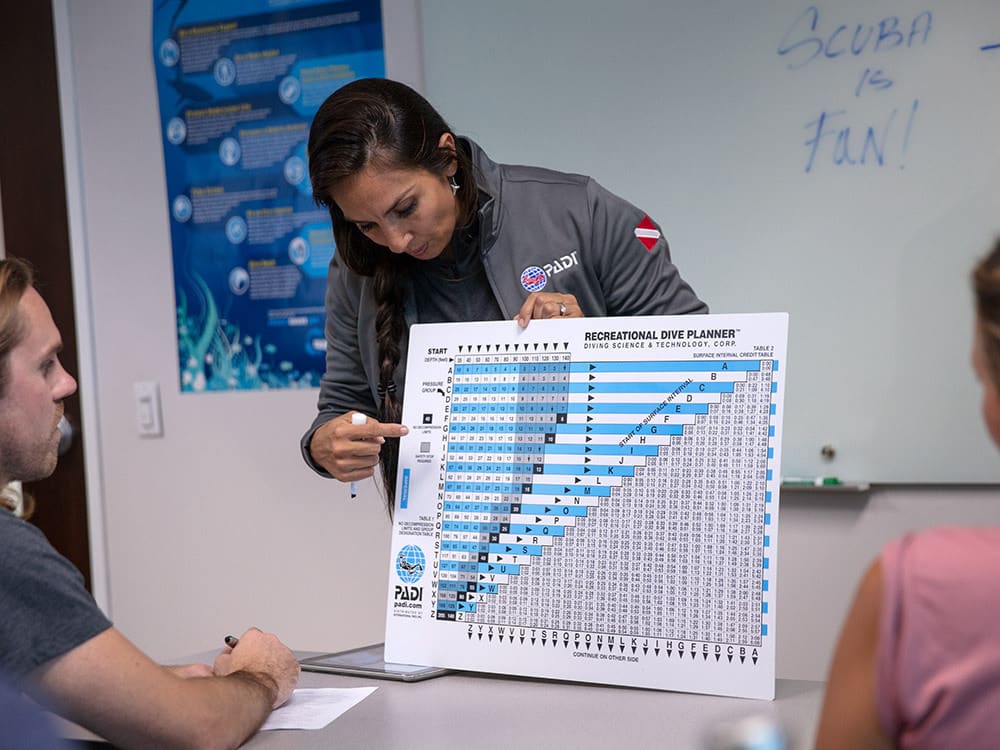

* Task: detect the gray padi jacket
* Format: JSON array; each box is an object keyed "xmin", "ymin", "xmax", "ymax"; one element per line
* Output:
[{"xmin": 301, "ymin": 138, "xmax": 707, "ymax": 475}]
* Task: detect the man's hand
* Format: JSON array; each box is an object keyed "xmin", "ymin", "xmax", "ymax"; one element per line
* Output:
[{"xmin": 213, "ymin": 627, "xmax": 300, "ymax": 708}]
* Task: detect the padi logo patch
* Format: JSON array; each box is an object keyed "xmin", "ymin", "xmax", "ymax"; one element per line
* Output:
[
  {"xmin": 520, "ymin": 265, "xmax": 547, "ymax": 292},
  {"xmin": 543, "ymin": 251, "xmax": 579, "ymax": 277}
]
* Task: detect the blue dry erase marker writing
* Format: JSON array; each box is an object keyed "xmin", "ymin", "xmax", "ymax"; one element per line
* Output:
[{"xmin": 350, "ymin": 412, "xmax": 367, "ymax": 498}]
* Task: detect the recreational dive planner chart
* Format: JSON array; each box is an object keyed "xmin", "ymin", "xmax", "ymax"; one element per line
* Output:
[{"xmin": 384, "ymin": 313, "xmax": 788, "ymax": 699}]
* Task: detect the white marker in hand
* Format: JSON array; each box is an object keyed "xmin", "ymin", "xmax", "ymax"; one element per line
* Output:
[{"xmin": 350, "ymin": 412, "xmax": 367, "ymax": 499}]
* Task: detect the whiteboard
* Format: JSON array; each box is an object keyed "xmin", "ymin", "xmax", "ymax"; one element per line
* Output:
[{"xmin": 419, "ymin": 0, "xmax": 1000, "ymax": 483}]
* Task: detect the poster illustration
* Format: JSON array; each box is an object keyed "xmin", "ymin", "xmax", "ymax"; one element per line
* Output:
[{"xmin": 152, "ymin": 0, "xmax": 384, "ymax": 391}]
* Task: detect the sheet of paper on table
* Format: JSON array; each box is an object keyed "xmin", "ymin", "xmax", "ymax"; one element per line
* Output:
[{"xmin": 260, "ymin": 687, "xmax": 378, "ymax": 731}]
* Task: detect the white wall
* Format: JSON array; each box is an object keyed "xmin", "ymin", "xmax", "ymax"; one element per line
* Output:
[
  {"xmin": 60, "ymin": 1, "xmax": 392, "ymax": 661},
  {"xmin": 59, "ymin": 0, "xmax": 1000, "ymax": 681}
]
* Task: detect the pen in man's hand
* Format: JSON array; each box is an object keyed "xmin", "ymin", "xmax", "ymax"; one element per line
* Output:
[
  {"xmin": 350, "ymin": 412, "xmax": 367, "ymax": 498},
  {"xmin": 224, "ymin": 635, "xmax": 239, "ymax": 648}
]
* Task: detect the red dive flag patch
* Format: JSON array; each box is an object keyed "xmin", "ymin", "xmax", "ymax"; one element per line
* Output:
[{"xmin": 634, "ymin": 215, "xmax": 661, "ymax": 251}]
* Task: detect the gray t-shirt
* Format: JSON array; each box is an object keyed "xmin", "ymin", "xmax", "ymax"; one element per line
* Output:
[{"xmin": 0, "ymin": 509, "xmax": 112, "ymax": 677}]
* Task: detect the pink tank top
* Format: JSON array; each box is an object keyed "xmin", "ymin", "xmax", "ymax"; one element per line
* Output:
[{"xmin": 876, "ymin": 526, "xmax": 1000, "ymax": 748}]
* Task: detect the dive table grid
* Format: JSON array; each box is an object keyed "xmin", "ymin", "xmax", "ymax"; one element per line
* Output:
[
  {"xmin": 435, "ymin": 353, "xmax": 773, "ymax": 648},
  {"xmin": 386, "ymin": 314, "xmax": 787, "ymax": 698}
]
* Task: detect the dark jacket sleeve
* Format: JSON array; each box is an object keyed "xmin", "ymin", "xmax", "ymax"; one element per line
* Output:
[
  {"xmin": 586, "ymin": 178, "xmax": 708, "ymax": 317},
  {"xmin": 300, "ymin": 252, "xmax": 379, "ymax": 476}
]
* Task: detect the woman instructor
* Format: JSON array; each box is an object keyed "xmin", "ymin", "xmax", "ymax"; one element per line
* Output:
[{"xmin": 300, "ymin": 78, "xmax": 707, "ymax": 515}]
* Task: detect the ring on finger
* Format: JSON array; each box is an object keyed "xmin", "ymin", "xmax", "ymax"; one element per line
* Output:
[{"xmin": 559, "ymin": 302, "xmax": 567, "ymax": 316}]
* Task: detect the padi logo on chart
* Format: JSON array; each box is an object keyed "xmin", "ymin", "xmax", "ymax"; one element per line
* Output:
[
  {"xmin": 396, "ymin": 545, "xmax": 425, "ymax": 583},
  {"xmin": 520, "ymin": 265, "xmax": 547, "ymax": 292},
  {"xmin": 394, "ymin": 544, "xmax": 425, "ymax": 609}
]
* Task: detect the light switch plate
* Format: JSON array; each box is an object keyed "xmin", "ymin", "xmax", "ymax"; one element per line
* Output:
[{"xmin": 133, "ymin": 381, "xmax": 163, "ymax": 437}]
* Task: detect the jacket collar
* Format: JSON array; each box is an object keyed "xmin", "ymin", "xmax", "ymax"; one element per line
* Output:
[{"xmin": 460, "ymin": 137, "xmax": 501, "ymax": 257}]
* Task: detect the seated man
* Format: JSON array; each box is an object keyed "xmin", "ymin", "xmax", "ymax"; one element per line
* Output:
[
  {"xmin": 0, "ymin": 257, "xmax": 299, "ymax": 749},
  {"xmin": 0, "ymin": 672, "xmax": 67, "ymax": 749}
]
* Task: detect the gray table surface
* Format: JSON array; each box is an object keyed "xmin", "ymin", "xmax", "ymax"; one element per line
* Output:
[{"xmin": 57, "ymin": 651, "xmax": 823, "ymax": 749}]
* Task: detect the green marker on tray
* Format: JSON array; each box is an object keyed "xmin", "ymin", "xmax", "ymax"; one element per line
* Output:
[{"xmin": 782, "ymin": 476, "xmax": 841, "ymax": 487}]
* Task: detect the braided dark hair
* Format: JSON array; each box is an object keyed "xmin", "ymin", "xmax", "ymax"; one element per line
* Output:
[{"xmin": 308, "ymin": 78, "xmax": 476, "ymax": 515}]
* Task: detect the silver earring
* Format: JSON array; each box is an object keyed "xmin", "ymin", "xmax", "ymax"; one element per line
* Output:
[{"xmin": 449, "ymin": 175, "xmax": 459, "ymax": 195}]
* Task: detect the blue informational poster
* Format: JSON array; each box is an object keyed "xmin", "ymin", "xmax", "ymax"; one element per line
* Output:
[{"xmin": 152, "ymin": 0, "xmax": 385, "ymax": 391}]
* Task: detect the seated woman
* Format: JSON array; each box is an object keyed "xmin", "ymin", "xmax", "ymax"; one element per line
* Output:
[{"xmin": 815, "ymin": 238, "xmax": 1000, "ymax": 748}]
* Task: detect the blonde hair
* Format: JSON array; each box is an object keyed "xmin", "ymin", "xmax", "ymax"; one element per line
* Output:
[
  {"xmin": 0, "ymin": 258, "xmax": 35, "ymax": 518},
  {"xmin": 0, "ymin": 482, "xmax": 34, "ymax": 519},
  {"xmin": 0, "ymin": 257, "xmax": 34, "ymax": 399}
]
